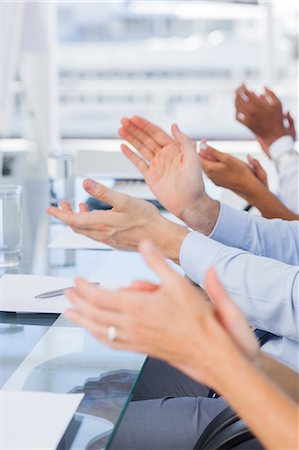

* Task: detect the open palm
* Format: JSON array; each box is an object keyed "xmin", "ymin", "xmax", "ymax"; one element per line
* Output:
[{"xmin": 119, "ymin": 116, "xmax": 205, "ymax": 218}]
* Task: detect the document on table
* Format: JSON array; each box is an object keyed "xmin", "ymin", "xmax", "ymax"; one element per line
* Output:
[
  {"xmin": 0, "ymin": 391, "xmax": 84, "ymax": 450},
  {"xmin": 0, "ymin": 274, "xmax": 74, "ymax": 314},
  {"xmin": 48, "ymin": 227, "xmax": 112, "ymax": 250},
  {"xmin": 91, "ymin": 250, "xmax": 184, "ymax": 286}
]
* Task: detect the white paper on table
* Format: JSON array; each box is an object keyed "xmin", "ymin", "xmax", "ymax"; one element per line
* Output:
[
  {"xmin": 0, "ymin": 274, "xmax": 74, "ymax": 314},
  {"xmin": 0, "ymin": 391, "xmax": 84, "ymax": 450},
  {"xmin": 91, "ymin": 250, "xmax": 184, "ymax": 286},
  {"xmin": 48, "ymin": 227, "xmax": 112, "ymax": 250}
]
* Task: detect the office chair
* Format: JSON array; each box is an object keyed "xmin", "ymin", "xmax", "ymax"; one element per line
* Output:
[
  {"xmin": 193, "ymin": 406, "xmax": 263, "ymax": 449},
  {"xmin": 195, "ymin": 330, "xmax": 275, "ymax": 448}
]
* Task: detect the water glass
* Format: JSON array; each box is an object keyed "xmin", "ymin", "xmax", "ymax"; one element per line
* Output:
[
  {"xmin": 48, "ymin": 154, "xmax": 75, "ymax": 207},
  {"xmin": 0, "ymin": 185, "xmax": 23, "ymax": 267}
]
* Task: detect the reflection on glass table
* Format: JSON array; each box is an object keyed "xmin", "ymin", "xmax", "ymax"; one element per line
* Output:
[
  {"xmin": 0, "ymin": 178, "xmax": 147, "ymax": 449},
  {"xmin": 0, "ymin": 314, "xmax": 146, "ymax": 449}
]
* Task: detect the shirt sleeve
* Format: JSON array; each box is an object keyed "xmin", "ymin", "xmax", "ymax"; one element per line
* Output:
[
  {"xmin": 180, "ymin": 231, "xmax": 299, "ymax": 339},
  {"xmin": 210, "ymin": 203, "xmax": 299, "ymax": 265},
  {"xmin": 268, "ymin": 136, "xmax": 299, "ymax": 213}
]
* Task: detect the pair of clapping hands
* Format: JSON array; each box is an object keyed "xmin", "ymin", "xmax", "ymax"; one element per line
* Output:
[{"xmin": 65, "ymin": 241, "xmax": 258, "ymax": 392}]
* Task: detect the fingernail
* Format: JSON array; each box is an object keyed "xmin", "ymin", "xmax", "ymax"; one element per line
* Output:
[
  {"xmin": 200, "ymin": 140, "xmax": 207, "ymax": 150},
  {"xmin": 85, "ymin": 179, "xmax": 96, "ymax": 191}
]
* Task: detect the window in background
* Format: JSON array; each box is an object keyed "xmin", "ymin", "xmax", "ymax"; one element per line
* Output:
[{"xmin": 5, "ymin": 0, "xmax": 298, "ymax": 140}]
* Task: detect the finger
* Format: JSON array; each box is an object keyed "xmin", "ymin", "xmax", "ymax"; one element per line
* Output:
[
  {"xmin": 79, "ymin": 202, "xmax": 89, "ymax": 213},
  {"xmin": 139, "ymin": 240, "xmax": 177, "ymax": 282},
  {"xmin": 171, "ymin": 124, "xmax": 196, "ymax": 157},
  {"xmin": 121, "ymin": 117, "xmax": 161, "ymax": 154},
  {"xmin": 240, "ymin": 85, "xmax": 259, "ymax": 102},
  {"xmin": 46, "ymin": 206, "xmax": 78, "ymax": 226},
  {"xmin": 59, "ymin": 201, "xmax": 73, "ymax": 212},
  {"xmin": 73, "ymin": 278, "xmax": 123, "ymax": 311},
  {"xmin": 235, "ymin": 111, "xmax": 249, "ymax": 125},
  {"xmin": 199, "ymin": 150, "xmax": 216, "ymax": 162},
  {"xmin": 129, "ymin": 280, "xmax": 160, "ymax": 292},
  {"xmin": 264, "ymin": 87, "xmax": 280, "ymax": 104},
  {"xmin": 199, "ymin": 140, "xmax": 218, "ymax": 162},
  {"xmin": 235, "ymin": 85, "xmax": 257, "ymax": 108},
  {"xmin": 246, "ymin": 156, "xmax": 268, "ymax": 186},
  {"xmin": 83, "ymin": 179, "xmax": 128, "ymax": 209},
  {"xmin": 119, "ymin": 127, "xmax": 153, "ymax": 162},
  {"xmin": 65, "ymin": 309, "xmax": 129, "ymax": 345},
  {"xmin": 47, "ymin": 205, "xmax": 103, "ymax": 229},
  {"xmin": 246, "ymin": 154, "xmax": 254, "ymax": 166},
  {"xmin": 121, "ymin": 144, "xmax": 149, "ymax": 177},
  {"xmin": 205, "ymin": 268, "xmax": 257, "ymax": 355},
  {"xmin": 130, "ymin": 116, "xmax": 173, "ymax": 147},
  {"xmin": 66, "ymin": 288, "xmax": 126, "ymax": 327},
  {"xmin": 285, "ymin": 112, "xmax": 296, "ymax": 139},
  {"xmin": 199, "ymin": 143, "xmax": 225, "ymax": 163}
]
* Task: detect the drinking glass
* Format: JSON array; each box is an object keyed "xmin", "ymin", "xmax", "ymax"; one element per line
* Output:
[{"xmin": 0, "ymin": 185, "xmax": 23, "ymax": 267}]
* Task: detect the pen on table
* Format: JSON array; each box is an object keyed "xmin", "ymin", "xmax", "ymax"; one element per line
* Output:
[{"xmin": 35, "ymin": 282, "xmax": 100, "ymax": 299}]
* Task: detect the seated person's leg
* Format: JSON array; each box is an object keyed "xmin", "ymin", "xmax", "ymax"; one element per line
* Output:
[
  {"xmin": 110, "ymin": 395, "xmax": 227, "ymax": 450},
  {"xmin": 133, "ymin": 358, "xmax": 210, "ymax": 401}
]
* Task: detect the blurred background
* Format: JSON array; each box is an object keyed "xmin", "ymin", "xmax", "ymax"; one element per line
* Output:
[{"xmin": 0, "ymin": 0, "xmax": 298, "ymax": 182}]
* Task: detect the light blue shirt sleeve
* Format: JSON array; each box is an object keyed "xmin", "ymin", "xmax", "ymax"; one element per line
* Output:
[
  {"xmin": 179, "ymin": 232, "xmax": 299, "ymax": 340},
  {"xmin": 210, "ymin": 203, "xmax": 299, "ymax": 265}
]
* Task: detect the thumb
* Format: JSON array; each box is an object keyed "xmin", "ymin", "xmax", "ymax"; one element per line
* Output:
[
  {"xmin": 139, "ymin": 240, "xmax": 176, "ymax": 283},
  {"xmin": 200, "ymin": 143, "xmax": 225, "ymax": 162},
  {"xmin": 285, "ymin": 112, "xmax": 296, "ymax": 139},
  {"xmin": 205, "ymin": 268, "xmax": 258, "ymax": 357},
  {"xmin": 83, "ymin": 179, "xmax": 126, "ymax": 208},
  {"xmin": 246, "ymin": 155, "xmax": 268, "ymax": 186}
]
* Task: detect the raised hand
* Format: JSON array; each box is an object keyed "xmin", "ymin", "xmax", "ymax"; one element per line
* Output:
[
  {"xmin": 47, "ymin": 179, "xmax": 188, "ymax": 261},
  {"xmin": 235, "ymin": 84, "xmax": 295, "ymax": 157},
  {"xmin": 199, "ymin": 143, "xmax": 267, "ymax": 199},
  {"xmin": 200, "ymin": 144, "xmax": 298, "ymax": 220},
  {"xmin": 118, "ymin": 116, "xmax": 217, "ymax": 230}
]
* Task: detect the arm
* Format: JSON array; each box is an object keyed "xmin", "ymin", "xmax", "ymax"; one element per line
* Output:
[
  {"xmin": 209, "ymin": 203, "xmax": 299, "ymax": 264},
  {"xmin": 256, "ymin": 352, "xmax": 299, "ymax": 402},
  {"xmin": 244, "ymin": 181, "xmax": 298, "ymax": 220},
  {"xmin": 180, "ymin": 230, "xmax": 299, "ymax": 339},
  {"xmin": 215, "ymin": 353, "xmax": 298, "ymax": 450},
  {"xmin": 65, "ymin": 243, "xmax": 299, "ymax": 450}
]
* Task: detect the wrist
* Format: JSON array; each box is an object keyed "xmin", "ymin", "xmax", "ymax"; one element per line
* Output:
[
  {"xmin": 154, "ymin": 216, "xmax": 189, "ymax": 264},
  {"xmin": 240, "ymin": 178, "xmax": 266, "ymax": 205},
  {"xmin": 260, "ymin": 129, "xmax": 290, "ymax": 152},
  {"xmin": 180, "ymin": 194, "xmax": 220, "ymax": 235},
  {"xmin": 186, "ymin": 324, "xmax": 253, "ymax": 393},
  {"xmin": 210, "ymin": 346, "xmax": 259, "ymax": 395}
]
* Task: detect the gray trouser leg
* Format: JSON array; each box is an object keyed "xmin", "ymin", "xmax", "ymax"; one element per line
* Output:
[
  {"xmin": 110, "ymin": 358, "xmax": 227, "ymax": 449},
  {"xmin": 110, "ymin": 395, "xmax": 228, "ymax": 450},
  {"xmin": 133, "ymin": 358, "xmax": 210, "ymax": 400}
]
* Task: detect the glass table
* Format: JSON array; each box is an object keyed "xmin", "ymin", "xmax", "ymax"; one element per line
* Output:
[{"xmin": 0, "ymin": 178, "xmax": 146, "ymax": 449}]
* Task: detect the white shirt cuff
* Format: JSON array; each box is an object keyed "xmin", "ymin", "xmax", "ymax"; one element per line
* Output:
[{"xmin": 268, "ymin": 135, "xmax": 294, "ymax": 161}]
